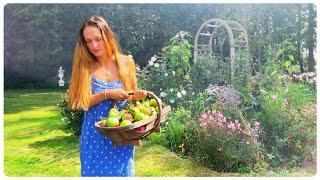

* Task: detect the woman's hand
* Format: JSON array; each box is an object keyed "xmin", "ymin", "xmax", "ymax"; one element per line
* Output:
[
  {"xmin": 127, "ymin": 90, "xmax": 147, "ymax": 101},
  {"xmin": 105, "ymin": 89, "xmax": 130, "ymax": 101}
]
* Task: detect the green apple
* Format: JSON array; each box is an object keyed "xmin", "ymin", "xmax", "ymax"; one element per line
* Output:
[
  {"xmin": 106, "ymin": 117, "xmax": 120, "ymax": 127},
  {"xmin": 117, "ymin": 109, "xmax": 126, "ymax": 119},
  {"xmin": 130, "ymin": 107, "xmax": 140, "ymax": 114},
  {"xmin": 134, "ymin": 111, "xmax": 145, "ymax": 121},
  {"xmin": 136, "ymin": 104, "xmax": 145, "ymax": 110},
  {"xmin": 149, "ymin": 99, "xmax": 157, "ymax": 107},
  {"xmin": 141, "ymin": 107, "xmax": 152, "ymax": 116},
  {"xmin": 120, "ymin": 120, "xmax": 133, "ymax": 127},
  {"xmin": 108, "ymin": 108, "xmax": 119, "ymax": 117},
  {"xmin": 142, "ymin": 101, "xmax": 150, "ymax": 107}
]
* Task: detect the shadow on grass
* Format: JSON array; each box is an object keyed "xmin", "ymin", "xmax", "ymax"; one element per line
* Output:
[
  {"xmin": 29, "ymin": 135, "xmax": 79, "ymax": 154},
  {"xmin": 4, "ymin": 89, "xmax": 65, "ymax": 114},
  {"xmin": 27, "ymin": 135, "xmax": 80, "ymax": 167},
  {"xmin": 5, "ymin": 110, "xmax": 78, "ymax": 141}
]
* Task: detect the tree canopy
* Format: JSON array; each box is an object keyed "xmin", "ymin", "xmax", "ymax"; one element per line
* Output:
[{"xmin": 4, "ymin": 4, "xmax": 316, "ymax": 89}]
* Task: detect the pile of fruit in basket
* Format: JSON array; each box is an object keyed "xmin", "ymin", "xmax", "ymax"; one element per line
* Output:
[{"xmin": 99, "ymin": 98, "xmax": 159, "ymax": 128}]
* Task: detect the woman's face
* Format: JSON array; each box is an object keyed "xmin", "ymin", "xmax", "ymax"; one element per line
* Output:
[{"xmin": 83, "ymin": 26, "xmax": 106, "ymax": 58}]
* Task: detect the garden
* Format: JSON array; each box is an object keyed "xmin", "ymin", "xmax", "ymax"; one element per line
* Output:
[{"xmin": 4, "ymin": 3, "xmax": 317, "ymax": 176}]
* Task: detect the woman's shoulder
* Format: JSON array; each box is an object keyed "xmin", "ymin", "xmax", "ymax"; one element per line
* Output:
[{"xmin": 118, "ymin": 53, "xmax": 135, "ymax": 65}]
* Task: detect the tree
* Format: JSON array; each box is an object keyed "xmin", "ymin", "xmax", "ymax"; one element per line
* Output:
[{"xmin": 307, "ymin": 4, "xmax": 316, "ymax": 72}]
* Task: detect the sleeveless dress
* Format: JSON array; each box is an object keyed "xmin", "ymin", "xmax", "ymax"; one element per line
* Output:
[{"xmin": 79, "ymin": 77, "xmax": 135, "ymax": 177}]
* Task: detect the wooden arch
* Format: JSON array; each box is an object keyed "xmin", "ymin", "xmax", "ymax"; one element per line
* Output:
[{"xmin": 194, "ymin": 18, "xmax": 249, "ymax": 83}]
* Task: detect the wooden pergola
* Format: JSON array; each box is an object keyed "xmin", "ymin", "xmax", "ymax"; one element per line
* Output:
[{"xmin": 194, "ymin": 18, "xmax": 249, "ymax": 84}]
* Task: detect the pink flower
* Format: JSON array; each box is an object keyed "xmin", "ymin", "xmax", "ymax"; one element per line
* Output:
[
  {"xmin": 200, "ymin": 112, "xmax": 208, "ymax": 119},
  {"xmin": 234, "ymin": 120, "xmax": 241, "ymax": 130},
  {"xmin": 242, "ymin": 130, "xmax": 251, "ymax": 136},
  {"xmin": 217, "ymin": 111, "xmax": 224, "ymax": 118},
  {"xmin": 227, "ymin": 122, "xmax": 236, "ymax": 132},
  {"xmin": 284, "ymin": 99, "xmax": 289, "ymax": 108},
  {"xmin": 217, "ymin": 122, "xmax": 224, "ymax": 128},
  {"xmin": 253, "ymin": 120, "xmax": 260, "ymax": 128}
]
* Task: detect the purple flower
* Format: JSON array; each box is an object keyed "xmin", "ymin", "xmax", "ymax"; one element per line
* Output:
[
  {"xmin": 204, "ymin": 85, "xmax": 242, "ymax": 107},
  {"xmin": 250, "ymin": 120, "xmax": 260, "ymax": 137},
  {"xmin": 279, "ymin": 74, "xmax": 290, "ymax": 81}
]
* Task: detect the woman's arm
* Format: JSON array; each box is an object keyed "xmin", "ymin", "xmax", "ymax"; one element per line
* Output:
[
  {"xmin": 88, "ymin": 91, "xmax": 105, "ymax": 108},
  {"xmin": 88, "ymin": 89, "xmax": 129, "ymax": 108}
]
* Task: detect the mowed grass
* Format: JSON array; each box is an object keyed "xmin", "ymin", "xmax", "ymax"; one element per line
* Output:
[
  {"xmin": 4, "ymin": 89, "xmax": 316, "ymax": 177},
  {"xmin": 135, "ymin": 143, "xmax": 222, "ymax": 176},
  {"xmin": 3, "ymin": 89, "xmax": 220, "ymax": 176},
  {"xmin": 4, "ymin": 89, "xmax": 80, "ymax": 176}
]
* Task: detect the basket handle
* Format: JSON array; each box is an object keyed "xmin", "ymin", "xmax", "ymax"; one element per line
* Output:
[
  {"xmin": 131, "ymin": 91, "xmax": 162, "ymax": 139},
  {"xmin": 147, "ymin": 91, "xmax": 162, "ymax": 131}
]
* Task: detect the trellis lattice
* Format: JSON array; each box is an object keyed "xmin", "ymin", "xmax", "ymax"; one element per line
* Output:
[{"xmin": 194, "ymin": 18, "xmax": 250, "ymax": 85}]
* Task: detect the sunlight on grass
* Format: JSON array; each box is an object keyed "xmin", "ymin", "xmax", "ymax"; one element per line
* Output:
[
  {"xmin": 4, "ymin": 90, "xmax": 81, "ymax": 176},
  {"xmin": 4, "ymin": 89, "xmax": 221, "ymax": 176},
  {"xmin": 4, "ymin": 89, "xmax": 316, "ymax": 176},
  {"xmin": 135, "ymin": 144, "xmax": 220, "ymax": 176}
]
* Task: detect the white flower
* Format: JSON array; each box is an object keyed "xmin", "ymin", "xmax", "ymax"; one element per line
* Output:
[
  {"xmin": 308, "ymin": 79, "xmax": 315, "ymax": 84},
  {"xmin": 177, "ymin": 92, "xmax": 182, "ymax": 98},
  {"xmin": 260, "ymin": 89, "xmax": 266, "ymax": 94},
  {"xmin": 128, "ymin": 55, "xmax": 133, "ymax": 58},
  {"xmin": 135, "ymin": 65, "xmax": 141, "ymax": 71},
  {"xmin": 285, "ymin": 88, "xmax": 289, "ymax": 93},
  {"xmin": 172, "ymin": 71, "xmax": 175, "ymax": 75},
  {"xmin": 181, "ymin": 90, "xmax": 186, "ymax": 95},
  {"xmin": 192, "ymin": 92, "xmax": 195, "ymax": 95},
  {"xmin": 170, "ymin": 88, "xmax": 174, "ymax": 92},
  {"xmin": 154, "ymin": 63, "xmax": 160, "ymax": 68},
  {"xmin": 165, "ymin": 73, "xmax": 168, "ymax": 77},
  {"xmin": 270, "ymin": 71, "xmax": 277, "ymax": 76},
  {"xmin": 149, "ymin": 61, "xmax": 154, "ymax": 66},
  {"xmin": 169, "ymin": 99, "xmax": 175, "ymax": 103},
  {"xmin": 160, "ymin": 92, "xmax": 167, "ymax": 97},
  {"xmin": 151, "ymin": 56, "xmax": 157, "ymax": 62},
  {"xmin": 271, "ymin": 94, "xmax": 278, "ymax": 101}
]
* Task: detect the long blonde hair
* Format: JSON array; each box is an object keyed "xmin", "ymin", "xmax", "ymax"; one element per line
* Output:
[{"xmin": 68, "ymin": 15, "xmax": 135, "ymax": 110}]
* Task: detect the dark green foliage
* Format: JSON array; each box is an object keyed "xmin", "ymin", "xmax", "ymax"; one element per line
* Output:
[
  {"xmin": 58, "ymin": 92, "xmax": 84, "ymax": 136},
  {"xmin": 4, "ymin": 4, "xmax": 316, "ymax": 89}
]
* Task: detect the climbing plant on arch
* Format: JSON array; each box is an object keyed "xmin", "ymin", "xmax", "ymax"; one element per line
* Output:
[{"xmin": 193, "ymin": 18, "xmax": 252, "ymax": 86}]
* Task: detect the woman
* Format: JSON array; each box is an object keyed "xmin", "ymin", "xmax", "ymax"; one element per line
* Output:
[{"xmin": 68, "ymin": 15, "xmax": 147, "ymax": 177}]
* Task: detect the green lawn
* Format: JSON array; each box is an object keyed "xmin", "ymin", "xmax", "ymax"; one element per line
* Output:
[{"xmin": 3, "ymin": 89, "xmax": 316, "ymax": 176}]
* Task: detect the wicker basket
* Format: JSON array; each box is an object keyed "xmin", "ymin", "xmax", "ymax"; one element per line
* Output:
[{"xmin": 94, "ymin": 91, "xmax": 171, "ymax": 146}]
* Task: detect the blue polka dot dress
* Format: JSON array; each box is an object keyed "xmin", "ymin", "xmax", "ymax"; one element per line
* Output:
[{"xmin": 80, "ymin": 77, "xmax": 134, "ymax": 177}]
